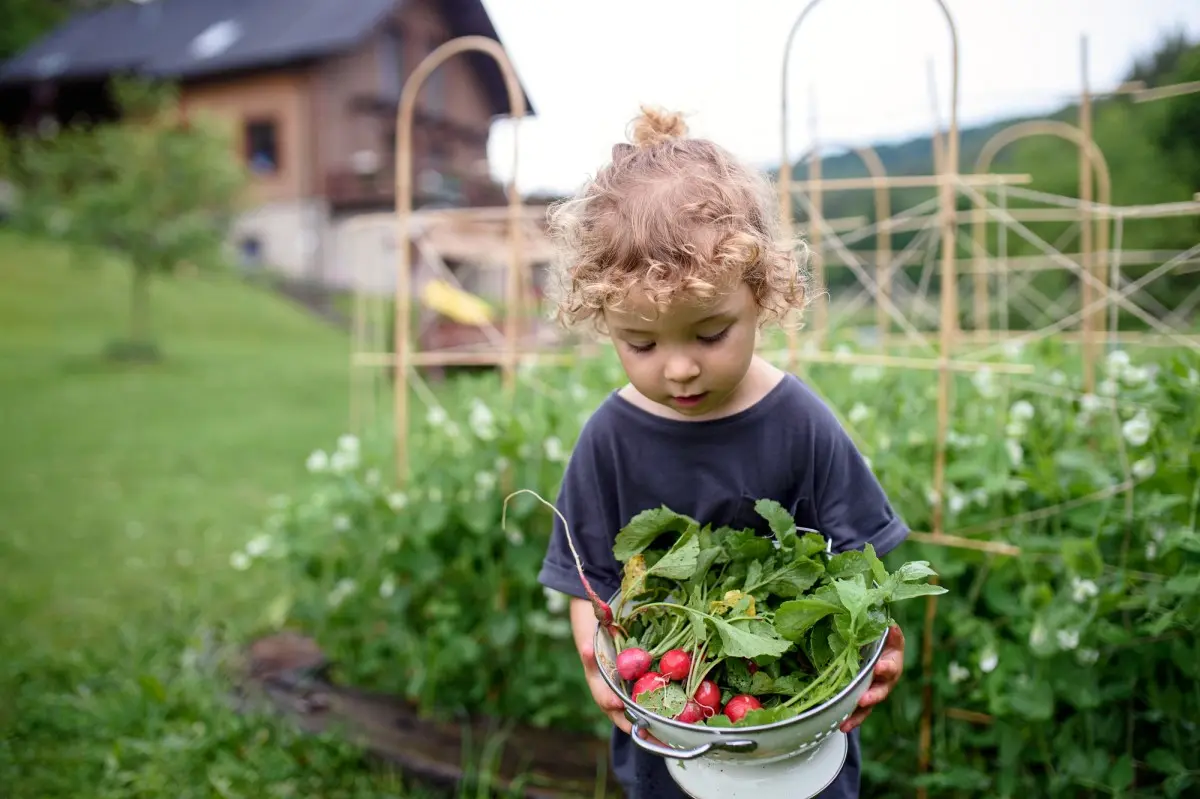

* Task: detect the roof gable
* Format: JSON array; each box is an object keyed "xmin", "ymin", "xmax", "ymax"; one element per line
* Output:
[{"xmin": 0, "ymin": 0, "xmax": 534, "ymax": 118}]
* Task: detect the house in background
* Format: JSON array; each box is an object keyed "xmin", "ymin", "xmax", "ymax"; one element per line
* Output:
[{"xmin": 0, "ymin": 0, "xmax": 537, "ymax": 297}]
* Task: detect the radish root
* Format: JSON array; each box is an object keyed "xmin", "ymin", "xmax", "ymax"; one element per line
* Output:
[{"xmin": 502, "ymin": 488, "xmax": 624, "ymax": 635}]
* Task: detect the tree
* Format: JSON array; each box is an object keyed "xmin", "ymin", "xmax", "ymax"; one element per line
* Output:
[{"xmin": 6, "ymin": 77, "xmax": 250, "ymax": 360}]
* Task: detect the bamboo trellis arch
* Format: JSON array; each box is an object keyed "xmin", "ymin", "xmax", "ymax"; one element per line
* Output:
[{"xmin": 342, "ymin": 15, "xmax": 1200, "ymax": 793}]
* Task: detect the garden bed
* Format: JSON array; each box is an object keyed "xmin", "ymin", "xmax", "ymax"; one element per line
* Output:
[{"xmin": 243, "ymin": 632, "xmax": 621, "ymax": 799}]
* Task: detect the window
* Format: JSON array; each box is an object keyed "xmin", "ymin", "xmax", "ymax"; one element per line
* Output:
[{"xmin": 244, "ymin": 119, "xmax": 279, "ymax": 175}]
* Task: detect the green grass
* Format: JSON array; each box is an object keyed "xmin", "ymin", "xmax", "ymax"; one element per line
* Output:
[
  {"xmin": 0, "ymin": 231, "xmax": 438, "ymax": 797},
  {"xmin": 0, "ymin": 231, "xmax": 355, "ymax": 648}
]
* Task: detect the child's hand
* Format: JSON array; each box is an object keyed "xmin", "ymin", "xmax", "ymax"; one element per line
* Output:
[
  {"xmin": 579, "ymin": 637, "xmax": 634, "ymax": 734},
  {"xmin": 840, "ymin": 623, "xmax": 905, "ymax": 733}
]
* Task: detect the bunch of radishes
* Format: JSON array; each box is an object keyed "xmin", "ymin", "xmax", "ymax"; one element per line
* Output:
[{"xmin": 617, "ymin": 646, "xmax": 764, "ymax": 724}]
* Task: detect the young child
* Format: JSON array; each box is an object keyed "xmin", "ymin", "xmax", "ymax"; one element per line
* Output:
[{"xmin": 536, "ymin": 106, "xmax": 909, "ymax": 799}]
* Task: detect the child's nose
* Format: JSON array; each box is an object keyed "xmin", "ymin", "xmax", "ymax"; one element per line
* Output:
[{"xmin": 663, "ymin": 355, "xmax": 701, "ymax": 384}]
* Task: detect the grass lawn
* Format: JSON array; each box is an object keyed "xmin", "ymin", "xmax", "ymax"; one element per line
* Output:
[{"xmin": 0, "ymin": 231, "xmax": 433, "ymax": 797}]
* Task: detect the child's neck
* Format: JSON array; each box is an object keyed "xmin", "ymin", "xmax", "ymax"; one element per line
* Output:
[{"xmin": 619, "ymin": 356, "xmax": 786, "ymax": 422}]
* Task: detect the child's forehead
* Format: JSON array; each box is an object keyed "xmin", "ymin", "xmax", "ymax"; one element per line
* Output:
[{"xmin": 606, "ymin": 284, "xmax": 749, "ymax": 330}]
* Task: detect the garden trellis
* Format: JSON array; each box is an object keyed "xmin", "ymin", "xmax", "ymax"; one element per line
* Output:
[{"xmin": 342, "ymin": 5, "xmax": 1200, "ymax": 793}]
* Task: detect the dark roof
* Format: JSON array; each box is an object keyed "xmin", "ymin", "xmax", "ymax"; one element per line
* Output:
[{"xmin": 0, "ymin": 0, "xmax": 534, "ymax": 118}]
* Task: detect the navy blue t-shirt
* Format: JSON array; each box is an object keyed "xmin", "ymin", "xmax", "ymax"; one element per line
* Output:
[{"xmin": 537, "ymin": 372, "xmax": 910, "ymax": 799}]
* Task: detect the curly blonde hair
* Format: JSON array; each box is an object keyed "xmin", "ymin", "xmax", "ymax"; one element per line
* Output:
[{"xmin": 545, "ymin": 105, "xmax": 810, "ymax": 332}]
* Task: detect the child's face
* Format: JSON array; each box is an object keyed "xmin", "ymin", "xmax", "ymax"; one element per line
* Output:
[{"xmin": 604, "ymin": 281, "xmax": 759, "ymax": 418}]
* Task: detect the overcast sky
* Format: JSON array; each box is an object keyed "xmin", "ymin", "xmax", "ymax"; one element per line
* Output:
[{"xmin": 480, "ymin": 0, "xmax": 1200, "ymax": 196}]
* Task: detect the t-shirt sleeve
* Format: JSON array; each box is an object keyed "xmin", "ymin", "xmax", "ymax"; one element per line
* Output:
[
  {"xmin": 807, "ymin": 394, "xmax": 910, "ymax": 558},
  {"xmin": 537, "ymin": 416, "xmax": 624, "ymax": 602}
]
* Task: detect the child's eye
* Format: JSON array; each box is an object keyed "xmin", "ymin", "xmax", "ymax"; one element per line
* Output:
[
  {"xmin": 626, "ymin": 341, "xmax": 655, "ymax": 354},
  {"xmin": 698, "ymin": 326, "xmax": 731, "ymax": 344}
]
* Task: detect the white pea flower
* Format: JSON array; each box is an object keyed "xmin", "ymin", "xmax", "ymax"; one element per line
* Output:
[
  {"xmin": 330, "ymin": 448, "xmax": 359, "ymax": 473},
  {"xmin": 506, "ymin": 527, "xmax": 525, "ymax": 546},
  {"xmin": 543, "ymin": 587, "xmax": 568, "ymax": 615},
  {"xmin": 230, "ymin": 551, "xmax": 251, "ymax": 571},
  {"xmin": 971, "ymin": 488, "xmax": 989, "ymax": 506},
  {"xmin": 474, "ymin": 471, "xmax": 497, "ymax": 493},
  {"xmin": 1029, "ymin": 621, "xmax": 1047, "ymax": 648},
  {"xmin": 1005, "ymin": 420, "xmax": 1027, "ymax": 438},
  {"xmin": 1076, "ymin": 648, "xmax": 1100, "ymax": 666},
  {"xmin": 570, "ymin": 383, "xmax": 588, "ymax": 401},
  {"xmin": 1005, "ymin": 478, "xmax": 1028, "ymax": 495},
  {"xmin": 364, "ymin": 468, "xmax": 380, "ymax": 486},
  {"xmin": 1105, "ymin": 349, "xmax": 1130, "ymax": 373},
  {"xmin": 948, "ymin": 492, "xmax": 967, "ymax": 515},
  {"xmin": 426, "ymin": 406, "xmax": 449, "ymax": 427},
  {"xmin": 544, "ymin": 436, "xmax": 566, "ymax": 462},
  {"xmin": 1187, "ymin": 368, "xmax": 1199, "ymax": 387},
  {"xmin": 848, "ymin": 402, "xmax": 870, "ymax": 425},
  {"xmin": 1005, "ymin": 439, "xmax": 1023, "ymax": 467},
  {"xmin": 948, "ymin": 662, "xmax": 970, "ymax": 684},
  {"xmin": 1146, "ymin": 540, "xmax": 1157, "ymax": 560},
  {"xmin": 1080, "ymin": 394, "xmax": 1103, "ymax": 414},
  {"xmin": 333, "ymin": 514, "xmax": 351, "ymax": 532},
  {"xmin": 979, "ymin": 647, "xmax": 999, "ymax": 674},
  {"xmin": 245, "ymin": 534, "xmax": 272, "ymax": 558},
  {"xmin": 327, "ymin": 578, "xmax": 357, "ymax": 608},
  {"xmin": 468, "ymin": 399, "xmax": 497, "ymax": 441},
  {"xmin": 1070, "ymin": 576, "xmax": 1099, "ymax": 603},
  {"xmin": 972, "ymin": 367, "xmax": 999, "ymax": 398},
  {"xmin": 379, "ymin": 574, "xmax": 396, "ymax": 599},
  {"xmin": 1098, "ymin": 377, "xmax": 1119, "ymax": 397},
  {"xmin": 306, "ymin": 449, "xmax": 329, "ymax": 473},
  {"xmin": 1009, "ymin": 400, "xmax": 1035, "ymax": 422},
  {"xmin": 1056, "ymin": 629, "xmax": 1080, "ymax": 650},
  {"xmin": 1121, "ymin": 411, "xmax": 1152, "ymax": 447},
  {"xmin": 1122, "ymin": 365, "xmax": 1151, "ymax": 387},
  {"xmin": 1049, "ymin": 370, "xmax": 1067, "ymax": 386},
  {"xmin": 387, "ymin": 492, "xmax": 408, "ymax": 511},
  {"xmin": 337, "ymin": 434, "xmax": 359, "ymax": 455},
  {"xmin": 851, "ymin": 365, "xmax": 883, "ymax": 384},
  {"xmin": 1003, "ymin": 340, "xmax": 1024, "ymax": 359},
  {"xmin": 1131, "ymin": 456, "xmax": 1156, "ymax": 480}
]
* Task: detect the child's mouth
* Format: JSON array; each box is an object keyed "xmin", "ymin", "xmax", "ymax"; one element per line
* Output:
[{"xmin": 672, "ymin": 393, "xmax": 707, "ymax": 407}]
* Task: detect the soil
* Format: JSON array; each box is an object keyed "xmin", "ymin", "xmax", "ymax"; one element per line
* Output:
[{"xmin": 242, "ymin": 631, "xmax": 623, "ymax": 799}]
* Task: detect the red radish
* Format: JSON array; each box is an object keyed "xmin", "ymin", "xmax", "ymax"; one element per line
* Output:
[
  {"xmin": 746, "ymin": 660, "xmax": 759, "ymax": 675},
  {"xmin": 632, "ymin": 672, "xmax": 668, "ymax": 699},
  {"xmin": 502, "ymin": 490, "xmax": 622, "ymax": 636},
  {"xmin": 659, "ymin": 649, "xmax": 692, "ymax": 681},
  {"xmin": 693, "ymin": 680, "xmax": 721, "ymax": 712},
  {"xmin": 675, "ymin": 700, "xmax": 704, "ymax": 724},
  {"xmin": 617, "ymin": 648, "xmax": 653, "ymax": 681},
  {"xmin": 724, "ymin": 694, "xmax": 762, "ymax": 724}
]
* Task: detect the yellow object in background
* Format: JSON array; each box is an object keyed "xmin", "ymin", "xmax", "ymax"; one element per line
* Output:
[{"xmin": 420, "ymin": 280, "xmax": 494, "ymax": 326}]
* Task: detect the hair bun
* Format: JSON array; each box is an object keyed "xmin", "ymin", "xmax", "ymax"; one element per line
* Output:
[{"xmin": 630, "ymin": 105, "xmax": 688, "ymax": 148}]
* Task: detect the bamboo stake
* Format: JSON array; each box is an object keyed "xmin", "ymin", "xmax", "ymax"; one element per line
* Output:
[
  {"xmin": 1079, "ymin": 36, "xmax": 1097, "ymax": 393},
  {"xmin": 906, "ymin": 531, "xmax": 1021, "ymax": 557},
  {"xmin": 391, "ymin": 35, "xmax": 527, "ymax": 487},
  {"xmin": 787, "ymin": 172, "xmax": 1030, "ymax": 191},
  {"xmin": 923, "ymin": 5, "xmax": 960, "ymax": 793}
]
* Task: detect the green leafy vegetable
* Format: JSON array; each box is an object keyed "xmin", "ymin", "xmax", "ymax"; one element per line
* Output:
[{"xmin": 609, "ymin": 501, "xmax": 947, "ymax": 727}]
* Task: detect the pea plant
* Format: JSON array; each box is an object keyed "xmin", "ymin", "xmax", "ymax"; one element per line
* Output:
[{"xmin": 243, "ymin": 341, "xmax": 1199, "ymax": 796}]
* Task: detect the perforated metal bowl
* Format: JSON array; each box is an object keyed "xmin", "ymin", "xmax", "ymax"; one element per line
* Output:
[{"xmin": 593, "ymin": 590, "xmax": 887, "ymax": 766}]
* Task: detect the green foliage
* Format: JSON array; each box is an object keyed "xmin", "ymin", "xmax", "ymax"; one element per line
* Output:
[
  {"xmin": 0, "ymin": 624, "xmax": 421, "ymax": 799},
  {"xmin": 6, "ymin": 77, "xmax": 249, "ymax": 351},
  {"xmin": 257, "ymin": 339, "xmax": 1200, "ymax": 796},
  {"xmin": 607, "ymin": 502, "xmax": 944, "ymax": 726}
]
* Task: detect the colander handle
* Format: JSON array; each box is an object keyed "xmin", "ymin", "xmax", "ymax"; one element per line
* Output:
[{"xmin": 629, "ymin": 718, "xmax": 757, "ymax": 760}]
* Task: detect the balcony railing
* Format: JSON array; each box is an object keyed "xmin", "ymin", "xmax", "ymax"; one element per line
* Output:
[{"xmin": 325, "ymin": 164, "xmax": 507, "ymax": 210}]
